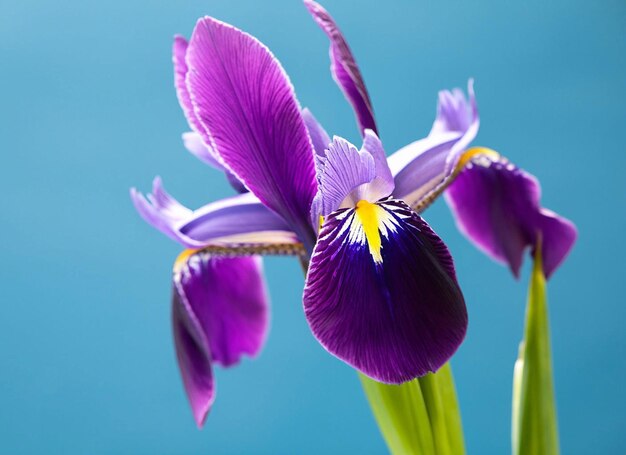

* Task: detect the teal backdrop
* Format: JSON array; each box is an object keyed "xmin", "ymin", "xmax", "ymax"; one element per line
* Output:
[{"xmin": 1, "ymin": 0, "xmax": 624, "ymax": 453}]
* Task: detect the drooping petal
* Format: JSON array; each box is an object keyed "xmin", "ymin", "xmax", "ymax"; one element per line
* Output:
[
  {"xmin": 303, "ymin": 199, "xmax": 467, "ymax": 383},
  {"xmin": 131, "ymin": 178, "xmax": 298, "ymax": 249},
  {"xmin": 445, "ymin": 151, "xmax": 577, "ymax": 279},
  {"xmin": 186, "ymin": 17, "xmax": 317, "ymax": 245},
  {"xmin": 311, "ymin": 132, "xmax": 394, "ymax": 225},
  {"xmin": 537, "ymin": 208, "xmax": 577, "ymax": 279},
  {"xmin": 173, "ymin": 250, "xmax": 269, "ymax": 426},
  {"xmin": 302, "ymin": 108, "xmax": 330, "ymax": 157},
  {"xmin": 172, "ymin": 284, "xmax": 215, "ymax": 428},
  {"xmin": 304, "ymin": 0, "xmax": 377, "ymax": 135},
  {"xmin": 388, "ymin": 81, "xmax": 479, "ymax": 208}
]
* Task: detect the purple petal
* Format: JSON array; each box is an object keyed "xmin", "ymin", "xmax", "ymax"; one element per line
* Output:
[
  {"xmin": 445, "ymin": 155, "xmax": 577, "ymax": 279},
  {"xmin": 173, "ymin": 36, "xmax": 205, "ymax": 135},
  {"xmin": 302, "ymin": 108, "xmax": 330, "ymax": 157},
  {"xmin": 313, "ymin": 136, "xmax": 375, "ymax": 216},
  {"xmin": 304, "ymin": 0, "xmax": 377, "ymax": 135},
  {"xmin": 389, "ymin": 81, "xmax": 479, "ymax": 208},
  {"xmin": 311, "ymin": 131, "xmax": 394, "ymax": 223},
  {"xmin": 131, "ymin": 178, "xmax": 298, "ymax": 249},
  {"xmin": 303, "ymin": 199, "xmax": 467, "ymax": 383},
  {"xmin": 177, "ymin": 39, "xmax": 248, "ymax": 194},
  {"xmin": 186, "ymin": 17, "xmax": 317, "ymax": 244},
  {"xmin": 537, "ymin": 208, "xmax": 578, "ymax": 279},
  {"xmin": 173, "ymin": 251, "xmax": 269, "ymax": 426}
]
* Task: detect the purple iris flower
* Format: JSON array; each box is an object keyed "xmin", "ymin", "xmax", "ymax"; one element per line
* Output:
[
  {"xmin": 445, "ymin": 151, "xmax": 577, "ymax": 279},
  {"xmin": 131, "ymin": 0, "xmax": 498, "ymax": 426}
]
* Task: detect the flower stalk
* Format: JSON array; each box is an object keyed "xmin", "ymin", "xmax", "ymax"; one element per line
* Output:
[{"xmin": 360, "ymin": 364, "xmax": 465, "ymax": 455}]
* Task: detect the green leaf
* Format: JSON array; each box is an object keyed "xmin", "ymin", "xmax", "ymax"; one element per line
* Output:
[
  {"xmin": 512, "ymin": 247, "xmax": 560, "ymax": 455},
  {"xmin": 360, "ymin": 363, "xmax": 465, "ymax": 455}
]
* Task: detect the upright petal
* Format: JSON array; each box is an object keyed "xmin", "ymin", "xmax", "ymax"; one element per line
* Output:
[
  {"xmin": 389, "ymin": 81, "xmax": 479, "ymax": 208},
  {"xmin": 311, "ymin": 132, "xmax": 394, "ymax": 223},
  {"xmin": 302, "ymin": 108, "xmax": 331, "ymax": 157},
  {"xmin": 186, "ymin": 17, "xmax": 317, "ymax": 245},
  {"xmin": 173, "ymin": 251, "xmax": 269, "ymax": 426},
  {"xmin": 173, "ymin": 36, "xmax": 205, "ymax": 135},
  {"xmin": 131, "ymin": 178, "xmax": 298, "ymax": 249},
  {"xmin": 303, "ymin": 199, "xmax": 467, "ymax": 383},
  {"xmin": 445, "ymin": 151, "xmax": 577, "ymax": 279},
  {"xmin": 304, "ymin": 0, "xmax": 377, "ymax": 135}
]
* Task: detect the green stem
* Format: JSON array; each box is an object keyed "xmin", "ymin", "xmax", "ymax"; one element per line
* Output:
[{"xmin": 360, "ymin": 364, "xmax": 465, "ymax": 455}]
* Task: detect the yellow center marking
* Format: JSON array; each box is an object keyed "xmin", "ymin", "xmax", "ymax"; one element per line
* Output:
[
  {"xmin": 355, "ymin": 200, "xmax": 383, "ymax": 263},
  {"xmin": 174, "ymin": 248, "xmax": 199, "ymax": 271},
  {"xmin": 455, "ymin": 146, "xmax": 501, "ymax": 172}
]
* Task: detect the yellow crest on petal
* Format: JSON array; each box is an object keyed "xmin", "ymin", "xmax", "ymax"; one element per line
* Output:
[{"xmin": 355, "ymin": 200, "xmax": 384, "ymax": 263}]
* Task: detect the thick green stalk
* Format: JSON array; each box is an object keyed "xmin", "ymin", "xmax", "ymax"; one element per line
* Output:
[
  {"xmin": 360, "ymin": 363, "xmax": 465, "ymax": 455},
  {"xmin": 512, "ymin": 247, "xmax": 559, "ymax": 455},
  {"xmin": 425, "ymin": 364, "xmax": 466, "ymax": 455}
]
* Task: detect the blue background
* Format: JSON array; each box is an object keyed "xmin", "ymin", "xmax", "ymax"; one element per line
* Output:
[{"xmin": 1, "ymin": 0, "xmax": 624, "ymax": 453}]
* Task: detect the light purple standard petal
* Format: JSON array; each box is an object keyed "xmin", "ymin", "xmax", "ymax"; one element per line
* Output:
[
  {"xmin": 445, "ymin": 155, "xmax": 577, "ymax": 279},
  {"xmin": 389, "ymin": 80, "xmax": 479, "ymax": 208},
  {"xmin": 131, "ymin": 178, "xmax": 298, "ymax": 249},
  {"xmin": 186, "ymin": 17, "xmax": 317, "ymax": 245},
  {"xmin": 311, "ymin": 131, "xmax": 394, "ymax": 224},
  {"xmin": 304, "ymin": 0, "xmax": 377, "ymax": 135},
  {"xmin": 304, "ymin": 199, "xmax": 467, "ymax": 383},
  {"xmin": 302, "ymin": 108, "xmax": 331, "ymax": 157},
  {"xmin": 173, "ymin": 251, "xmax": 269, "ymax": 426}
]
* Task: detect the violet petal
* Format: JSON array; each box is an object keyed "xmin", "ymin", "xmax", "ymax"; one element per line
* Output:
[
  {"xmin": 445, "ymin": 155, "xmax": 577, "ymax": 279},
  {"xmin": 303, "ymin": 199, "xmax": 467, "ymax": 383},
  {"xmin": 186, "ymin": 17, "xmax": 317, "ymax": 243},
  {"xmin": 304, "ymin": 0, "xmax": 377, "ymax": 135},
  {"xmin": 302, "ymin": 108, "xmax": 331, "ymax": 158},
  {"xmin": 173, "ymin": 252, "xmax": 269, "ymax": 426},
  {"xmin": 311, "ymin": 131, "xmax": 394, "ymax": 223},
  {"xmin": 131, "ymin": 178, "xmax": 298, "ymax": 249},
  {"xmin": 389, "ymin": 81, "xmax": 479, "ymax": 208}
]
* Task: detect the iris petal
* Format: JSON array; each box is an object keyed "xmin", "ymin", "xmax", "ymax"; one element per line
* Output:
[
  {"xmin": 173, "ymin": 251, "xmax": 269, "ymax": 426},
  {"xmin": 304, "ymin": 0, "xmax": 377, "ymax": 135},
  {"xmin": 131, "ymin": 178, "xmax": 298, "ymax": 249},
  {"xmin": 303, "ymin": 199, "xmax": 467, "ymax": 383},
  {"xmin": 173, "ymin": 36, "xmax": 204, "ymax": 135},
  {"xmin": 311, "ymin": 132, "xmax": 394, "ymax": 225},
  {"xmin": 445, "ymin": 154, "xmax": 577, "ymax": 278},
  {"xmin": 186, "ymin": 17, "xmax": 317, "ymax": 244},
  {"xmin": 302, "ymin": 108, "xmax": 331, "ymax": 157},
  {"xmin": 389, "ymin": 81, "xmax": 479, "ymax": 208}
]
